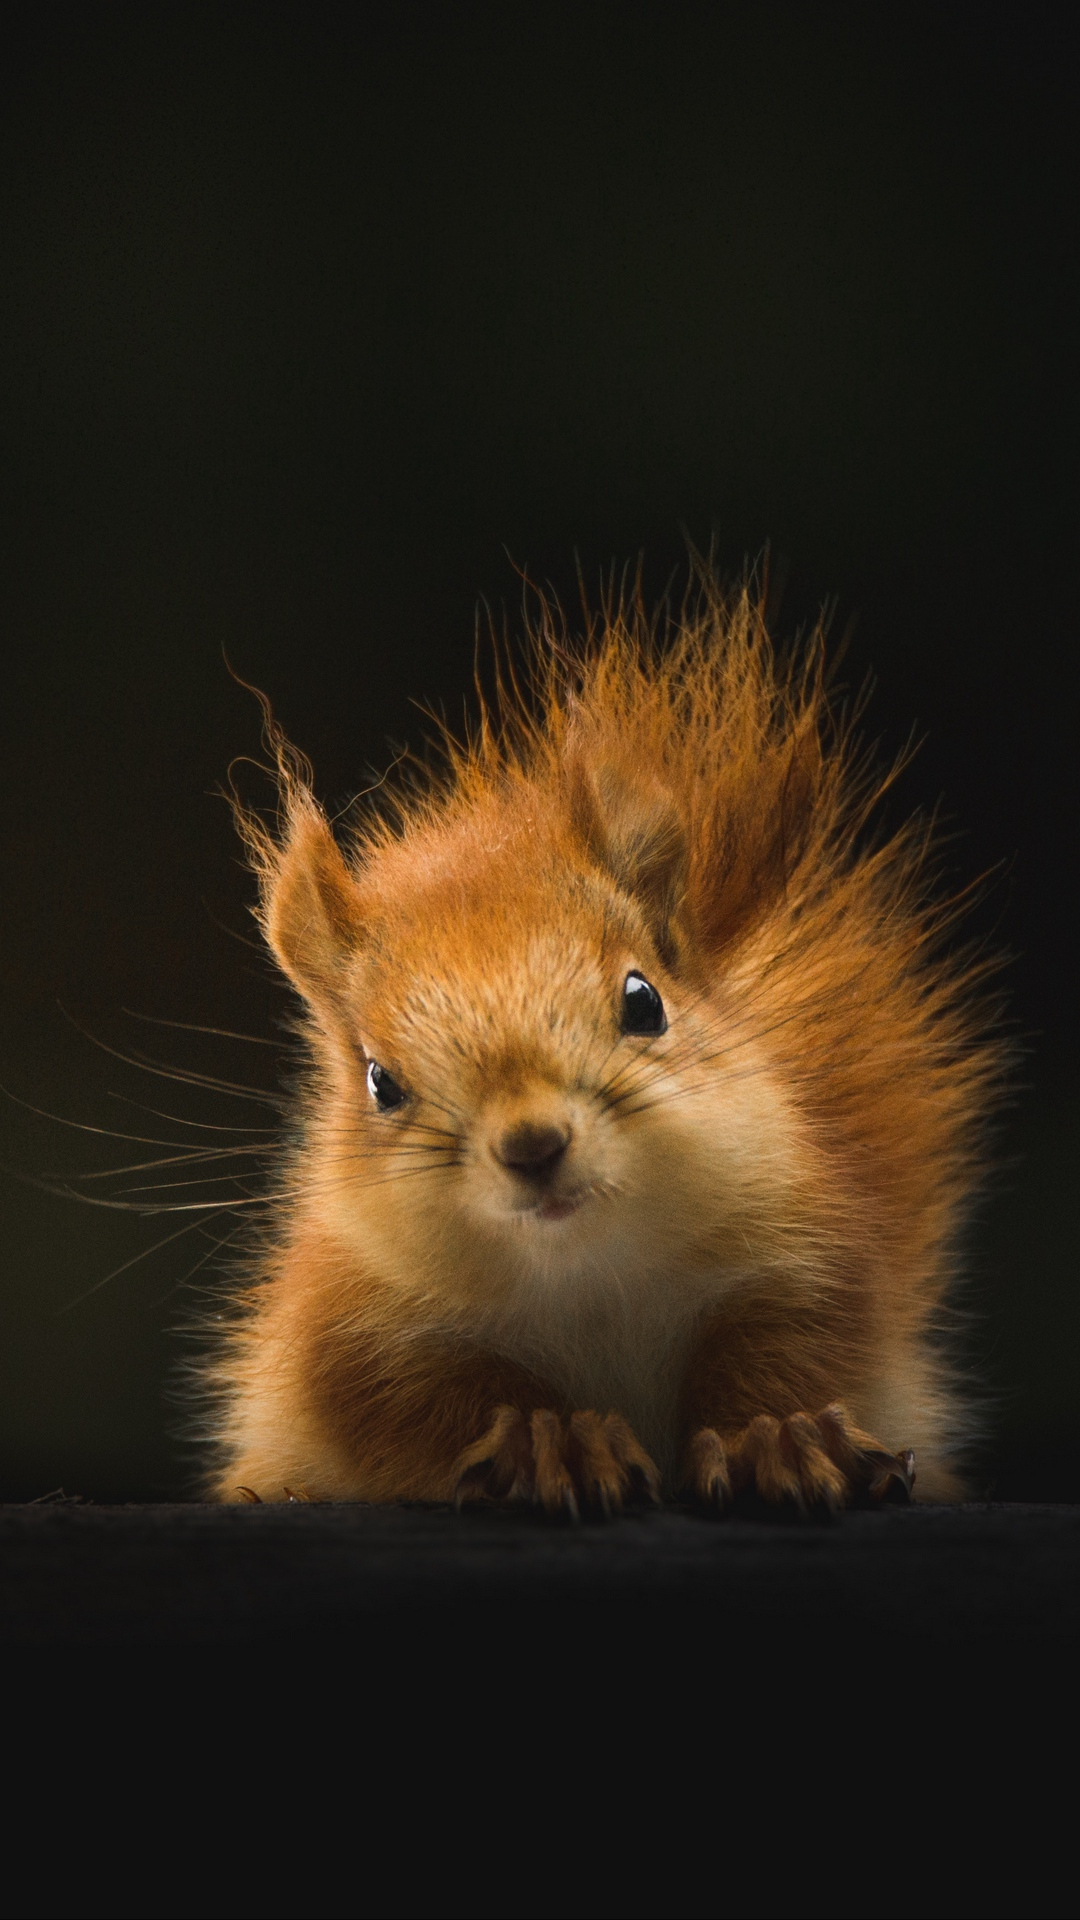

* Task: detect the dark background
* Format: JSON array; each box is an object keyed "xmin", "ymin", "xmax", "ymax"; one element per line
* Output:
[{"xmin": 0, "ymin": 1, "xmax": 1075, "ymax": 1501}]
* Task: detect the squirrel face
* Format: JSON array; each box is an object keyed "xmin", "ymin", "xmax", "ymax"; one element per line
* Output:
[
  {"xmin": 258, "ymin": 785, "xmax": 806, "ymax": 1315},
  {"xmin": 354, "ymin": 901, "xmax": 669, "ymax": 1240}
]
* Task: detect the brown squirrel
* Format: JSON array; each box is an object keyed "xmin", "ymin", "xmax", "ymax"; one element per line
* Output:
[{"xmin": 207, "ymin": 572, "xmax": 999, "ymax": 1510}]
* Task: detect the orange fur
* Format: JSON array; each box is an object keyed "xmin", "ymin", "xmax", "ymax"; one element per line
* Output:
[{"xmin": 203, "ymin": 569, "xmax": 1001, "ymax": 1510}]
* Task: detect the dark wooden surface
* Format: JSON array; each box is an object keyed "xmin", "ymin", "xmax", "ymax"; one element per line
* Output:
[
  {"xmin": 3, "ymin": 1501, "xmax": 1076, "ymax": 1920},
  {"xmin": 2, "ymin": 1499, "xmax": 1078, "ymax": 1645}
]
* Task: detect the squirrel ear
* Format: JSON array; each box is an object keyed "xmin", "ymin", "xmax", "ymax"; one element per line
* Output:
[
  {"xmin": 570, "ymin": 758, "xmax": 688, "ymax": 937},
  {"xmin": 262, "ymin": 799, "xmax": 363, "ymax": 1005}
]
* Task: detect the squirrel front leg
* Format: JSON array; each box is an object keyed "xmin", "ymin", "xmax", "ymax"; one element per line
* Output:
[
  {"xmin": 222, "ymin": 1312, "xmax": 659, "ymax": 1510},
  {"xmin": 221, "ymin": 1319, "xmax": 552, "ymax": 1504},
  {"xmin": 678, "ymin": 1302, "xmax": 914, "ymax": 1512}
]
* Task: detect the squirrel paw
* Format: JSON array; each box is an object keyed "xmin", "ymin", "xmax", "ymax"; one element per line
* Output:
[
  {"xmin": 454, "ymin": 1405, "xmax": 661, "ymax": 1518},
  {"xmin": 684, "ymin": 1404, "xmax": 915, "ymax": 1514}
]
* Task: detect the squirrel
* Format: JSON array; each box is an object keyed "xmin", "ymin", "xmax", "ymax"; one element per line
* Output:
[{"xmin": 206, "ymin": 570, "xmax": 1000, "ymax": 1512}]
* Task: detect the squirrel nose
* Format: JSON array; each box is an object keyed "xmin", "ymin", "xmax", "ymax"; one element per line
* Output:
[{"xmin": 493, "ymin": 1120, "xmax": 571, "ymax": 1175}]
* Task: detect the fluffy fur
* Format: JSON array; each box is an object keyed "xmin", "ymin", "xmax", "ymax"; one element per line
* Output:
[{"xmin": 205, "ymin": 570, "xmax": 1000, "ymax": 1510}]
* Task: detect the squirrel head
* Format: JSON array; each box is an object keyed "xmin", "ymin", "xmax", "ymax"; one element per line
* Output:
[{"xmin": 243, "ymin": 693, "xmax": 809, "ymax": 1315}]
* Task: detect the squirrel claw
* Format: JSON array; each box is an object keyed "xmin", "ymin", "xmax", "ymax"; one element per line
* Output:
[
  {"xmin": 452, "ymin": 1404, "xmax": 659, "ymax": 1518},
  {"xmin": 685, "ymin": 1407, "xmax": 916, "ymax": 1515},
  {"xmin": 865, "ymin": 1446, "xmax": 916, "ymax": 1505}
]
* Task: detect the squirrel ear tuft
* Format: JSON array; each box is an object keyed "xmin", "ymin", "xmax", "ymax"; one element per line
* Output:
[
  {"xmin": 569, "ymin": 758, "xmax": 688, "ymax": 938},
  {"xmin": 262, "ymin": 799, "xmax": 362, "ymax": 1005}
]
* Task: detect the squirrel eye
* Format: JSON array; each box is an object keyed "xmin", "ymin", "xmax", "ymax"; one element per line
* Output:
[
  {"xmin": 367, "ymin": 1061, "xmax": 407, "ymax": 1112},
  {"xmin": 621, "ymin": 972, "xmax": 667, "ymax": 1036}
]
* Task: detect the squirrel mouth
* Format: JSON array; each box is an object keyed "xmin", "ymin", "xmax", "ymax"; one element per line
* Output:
[{"xmin": 534, "ymin": 1194, "xmax": 582, "ymax": 1223}]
